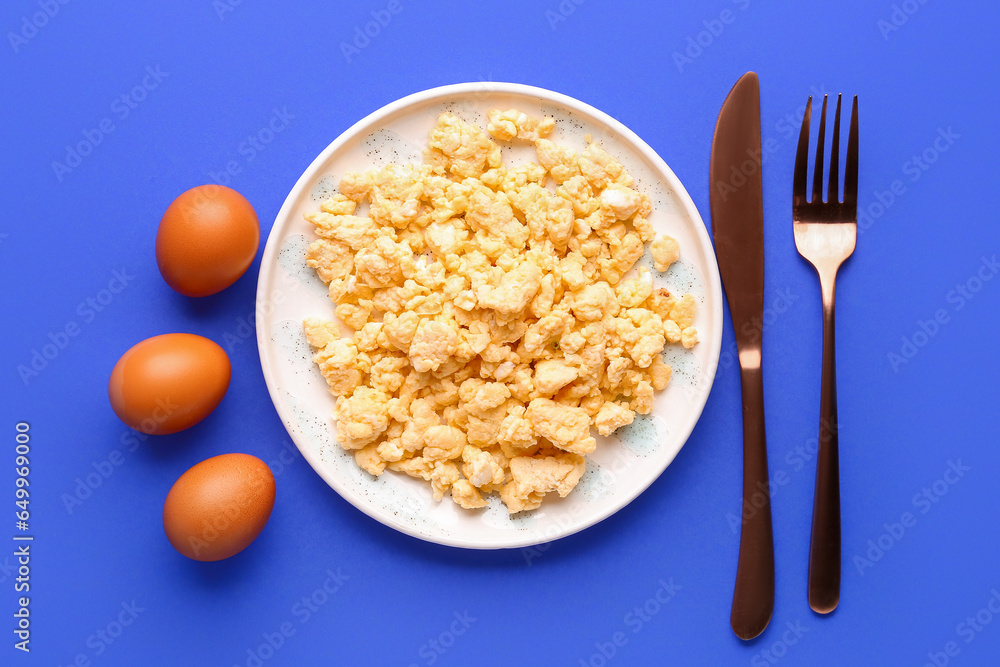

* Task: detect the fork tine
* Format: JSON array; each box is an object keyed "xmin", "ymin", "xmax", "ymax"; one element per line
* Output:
[
  {"xmin": 844, "ymin": 95, "xmax": 859, "ymax": 210},
  {"xmin": 812, "ymin": 95, "xmax": 827, "ymax": 203},
  {"xmin": 828, "ymin": 94, "xmax": 842, "ymax": 204},
  {"xmin": 793, "ymin": 96, "xmax": 812, "ymax": 208}
]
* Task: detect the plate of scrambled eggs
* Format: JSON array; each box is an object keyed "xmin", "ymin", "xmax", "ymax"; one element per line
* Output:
[{"xmin": 257, "ymin": 83, "xmax": 723, "ymax": 549}]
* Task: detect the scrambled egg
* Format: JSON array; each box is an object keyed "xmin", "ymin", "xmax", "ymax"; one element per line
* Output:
[{"xmin": 303, "ymin": 110, "xmax": 699, "ymax": 513}]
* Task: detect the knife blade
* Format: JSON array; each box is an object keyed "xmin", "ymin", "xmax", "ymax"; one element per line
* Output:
[{"xmin": 710, "ymin": 71, "xmax": 775, "ymax": 641}]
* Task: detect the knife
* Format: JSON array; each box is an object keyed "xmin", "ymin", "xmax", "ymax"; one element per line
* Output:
[{"xmin": 710, "ymin": 71, "xmax": 775, "ymax": 640}]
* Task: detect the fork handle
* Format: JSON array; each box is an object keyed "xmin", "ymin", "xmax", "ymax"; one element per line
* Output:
[{"xmin": 808, "ymin": 273, "xmax": 841, "ymax": 613}]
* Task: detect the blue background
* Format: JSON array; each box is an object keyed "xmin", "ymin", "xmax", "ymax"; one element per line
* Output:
[{"xmin": 2, "ymin": 0, "xmax": 998, "ymax": 665}]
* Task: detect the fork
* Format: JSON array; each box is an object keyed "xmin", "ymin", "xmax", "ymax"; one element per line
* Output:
[{"xmin": 793, "ymin": 93, "xmax": 858, "ymax": 614}]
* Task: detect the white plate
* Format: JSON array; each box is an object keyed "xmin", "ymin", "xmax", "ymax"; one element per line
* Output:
[{"xmin": 256, "ymin": 82, "xmax": 723, "ymax": 550}]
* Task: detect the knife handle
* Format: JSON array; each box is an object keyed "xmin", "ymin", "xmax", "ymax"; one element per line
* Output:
[
  {"xmin": 731, "ymin": 361, "xmax": 775, "ymax": 640},
  {"xmin": 808, "ymin": 278, "xmax": 841, "ymax": 614}
]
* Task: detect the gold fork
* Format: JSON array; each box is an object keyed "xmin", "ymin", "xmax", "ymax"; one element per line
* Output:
[{"xmin": 793, "ymin": 93, "xmax": 859, "ymax": 614}]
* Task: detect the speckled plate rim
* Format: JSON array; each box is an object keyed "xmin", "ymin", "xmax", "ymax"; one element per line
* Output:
[{"xmin": 256, "ymin": 82, "xmax": 723, "ymax": 550}]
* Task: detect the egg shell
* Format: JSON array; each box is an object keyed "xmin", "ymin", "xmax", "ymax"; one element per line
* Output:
[
  {"xmin": 156, "ymin": 184, "xmax": 259, "ymax": 297},
  {"xmin": 163, "ymin": 453, "xmax": 275, "ymax": 562},
  {"xmin": 108, "ymin": 333, "xmax": 231, "ymax": 435}
]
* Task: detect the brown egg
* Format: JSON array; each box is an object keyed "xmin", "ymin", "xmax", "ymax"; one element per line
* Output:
[
  {"xmin": 156, "ymin": 184, "xmax": 259, "ymax": 297},
  {"xmin": 163, "ymin": 454, "xmax": 275, "ymax": 561},
  {"xmin": 109, "ymin": 334, "xmax": 231, "ymax": 435}
]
